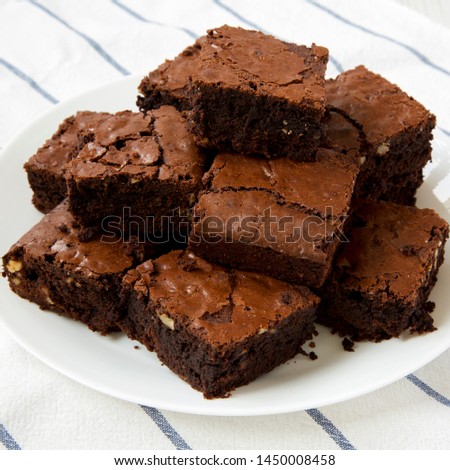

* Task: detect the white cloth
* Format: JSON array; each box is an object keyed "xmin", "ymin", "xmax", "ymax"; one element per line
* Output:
[{"xmin": 1, "ymin": 0, "xmax": 449, "ymax": 450}]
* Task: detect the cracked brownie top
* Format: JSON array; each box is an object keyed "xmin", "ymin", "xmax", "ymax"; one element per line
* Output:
[
  {"xmin": 333, "ymin": 199, "xmax": 449, "ymax": 299},
  {"xmin": 25, "ymin": 111, "xmax": 112, "ymax": 175},
  {"xmin": 193, "ymin": 25, "xmax": 328, "ymax": 107},
  {"xmin": 66, "ymin": 106, "xmax": 205, "ymax": 183},
  {"xmin": 326, "ymin": 65, "xmax": 436, "ymax": 147},
  {"xmin": 123, "ymin": 249, "xmax": 319, "ymax": 347},
  {"xmin": 202, "ymin": 148, "xmax": 358, "ymax": 221},
  {"xmin": 3, "ymin": 200, "xmax": 139, "ymax": 277}
]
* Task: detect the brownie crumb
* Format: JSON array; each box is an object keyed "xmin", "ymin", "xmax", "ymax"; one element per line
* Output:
[
  {"xmin": 298, "ymin": 348, "xmax": 308, "ymax": 357},
  {"xmin": 309, "ymin": 351, "xmax": 318, "ymax": 360},
  {"xmin": 134, "ymin": 345, "xmax": 140, "ymax": 350},
  {"xmin": 309, "ymin": 341, "xmax": 316, "ymax": 348},
  {"xmin": 342, "ymin": 337, "xmax": 355, "ymax": 352}
]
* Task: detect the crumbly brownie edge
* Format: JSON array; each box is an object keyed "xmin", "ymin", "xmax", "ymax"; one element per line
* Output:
[
  {"xmin": 119, "ymin": 288, "xmax": 155, "ymax": 351},
  {"xmin": 25, "ymin": 167, "xmax": 68, "ymax": 213},
  {"xmin": 188, "ymin": 84, "xmax": 325, "ymax": 160},
  {"xmin": 67, "ymin": 176, "xmax": 200, "ymax": 239},
  {"xmin": 24, "ymin": 112, "xmax": 113, "ymax": 214},
  {"xmin": 377, "ymin": 168, "xmax": 425, "ymax": 206},
  {"xmin": 136, "ymin": 86, "xmax": 190, "ymax": 113},
  {"xmin": 137, "ymin": 42, "xmax": 204, "ymax": 113},
  {"xmin": 3, "ymin": 246, "xmax": 124, "ymax": 335},
  {"xmin": 354, "ymin": 121, "xmax": 434, "ymax": 203}
]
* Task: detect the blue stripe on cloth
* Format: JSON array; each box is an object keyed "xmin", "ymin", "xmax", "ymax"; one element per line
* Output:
[
  {"xmin": 212, "ymin": 0, "xmax": 344, "ymax": 72},
  {"xmin": 0, "ymin": 423, "xmax": 21, "ymax": 450},
  {"xmin": 322, "ymin": 54, "xmax": 344, "ymax": 73},
  {"xmin": 437, "ymin": 126, "xmax": 450, "ymax": 138},
  {"xmin": 306, "ymin": 408, "xmax": 356, "ymax": 450},
  {"xmin": 323, "ymin": 55, "xmax": 344, "ymax": 73},
  {"xmin": 213, "ymin": 0, "xmax": 263, "ymax": 31},
  {"xmin": 140, "ymin": 406, "xmax": 191, "ymax": 450},
  {"xmin": 406, "ymin": 374, "xmax": 450, "ymax": 408},
  {"xmin": 0, "ymin": 58, "xmax": 58, "ymax": 104},
  {"xmin": 111, "ymin": 0, "xmax": 198, "ymax": 39},
  {"xmin": 306, "ymin": 0, "xmax": 450, "ymax": 78},
  {"xmin": 29, "ymin": 0, "xmax": 130, "ymax": 76}
]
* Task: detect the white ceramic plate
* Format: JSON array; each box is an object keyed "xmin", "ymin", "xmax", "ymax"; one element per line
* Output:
[{"xmin": 1, "ymin": 76, "xmax": 449, "ymax": 416}]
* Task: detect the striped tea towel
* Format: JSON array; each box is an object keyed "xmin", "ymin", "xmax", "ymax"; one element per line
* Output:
[{"xmin": 0, "ymin": 0, "xmax": 449, "ymax": 450}]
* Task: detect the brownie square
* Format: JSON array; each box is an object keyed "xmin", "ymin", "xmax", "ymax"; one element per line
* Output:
[
  {"xmin": 137, "ymin": 36, "xmax": 204, "ymax": 112},
  {"xmin": 2, "ymin": 201, "xmax": 167, "ymax": 335},
  {"xmin": 65, "ymin": 106, "xmax": 207, "ymax": 240},
  {"xmin": 188, "ymin": 149, "xmax": 358, "ymax": 288},
  {"xmin": 187, "ymin": 26, "xmax": 328, "ymax": 161},
  {"xmin": 318, "ymin": 199, "xmax": 449, "ymax": 342},
  {"xmin": 24, "ymin": 111, "xmax": 111, "ymax": 213},
  {"xmin": 325, "ymin": 66, "xmax": 436, "ymax": 205},
  {"xmin": 119, "ymin": 250, "xmax": 320, "ymax": 398}
]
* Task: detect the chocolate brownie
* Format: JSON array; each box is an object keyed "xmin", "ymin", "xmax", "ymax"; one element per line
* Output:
[
  {"xmin": 120, "ymin": 250, "xmax": 320, "ymax": 398},
  {"xmin": 325, "ymin": 66, "xmax": 435, "ymax": 205},
  {"xmin": 137, "ymin": 37, "xmax": 204, "ymax": 112},
  {"xmin": 65, "ymin": 106, "xmax": 207, "ymax": 241},
  {"xmin": 24, "ymin": 111, "xmax": 111, "ymax": 213},
  {"xmin": 324, "ymin": 110, "xmax": 428, "ymax": 205},
  {"xmin": 188, "ymin": 149, "xmax": 358, "ymax": 288},
  {"xmin": 318, "ymin": 199, "xmax": 449, "ymax": 342},
  {"xmin": 2, "ymin": 201, "xmax": 167, "ymax": 335},
  {"xmin": 186, "ymin": 26, "xmax": 328, "ymax": 160}
]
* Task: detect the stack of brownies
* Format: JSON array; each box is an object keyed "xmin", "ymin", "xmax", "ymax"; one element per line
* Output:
[{"xmin": 3, "ymin": 26, "xmax": 449, "ymax": 398}]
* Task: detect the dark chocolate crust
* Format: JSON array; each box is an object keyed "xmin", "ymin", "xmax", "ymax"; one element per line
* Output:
[
  {"xmin": 24, "ymin": 111, "xmax": 112, "ymax": 213},
  {"xmin": 2, "ymin": 201, "xmax": 152, "ymax": 334},
  {"xmin": 325, "ymin": 66, "xmax": 436, "ymax": 205},
  {"xmin": 188, "ymin": 149, "xmax": 358, "ymax": 288},
  {"xmin": 65, "ymin": 106, "xmax": 207, "ymax": 240},
  {"xmin": 119, "ymin": 250, "xmax": 320, "ymax": 398},
  {"xmin": 186, "ymin": 26, "xmax": 328, "ymax": 160},
  {"xmin": 318, "ymin": 199, "xmax": 449, "ymax": 341}
]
